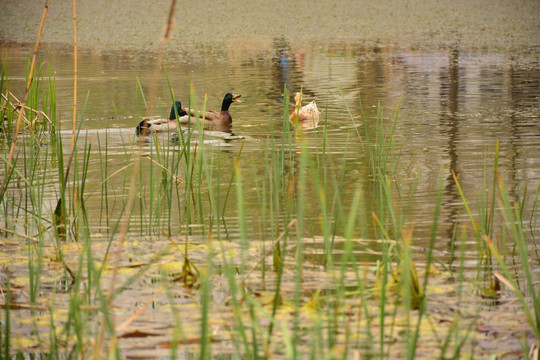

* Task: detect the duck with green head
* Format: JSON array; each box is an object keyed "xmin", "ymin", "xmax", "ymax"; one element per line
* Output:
[
  {"xmin": 185, "ymin": 93, "xmax": 242, "ymax": 126},
  {"xmin": 136, "ymin": 101, "xmax": 188, "ymax": 136}
]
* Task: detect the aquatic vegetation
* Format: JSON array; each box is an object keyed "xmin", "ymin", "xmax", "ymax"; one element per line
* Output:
[{"xmin": 2, "ymin": 0, "xmax": 539, "ymax": 356}]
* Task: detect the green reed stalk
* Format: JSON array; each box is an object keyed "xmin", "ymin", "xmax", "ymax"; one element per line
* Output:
[
  {"xmin": 327, "ymin": 134, "xmax": 349, "ymax": 256},
  {"xmin": 211, "ymin": 145, "xmax": 221, "ymax": 237},
  {"xmin": 0, "ymin": 62, "xmax": 6, "ymax": 100},
  {"xmin": 94, "ymin": 244, "xmax": 175, "ymax": 356},
  {"xmin": 135, "ymin": 80, "xmax": 146, "ymax": 234},
  {"xmin": 337, "ymin": 189, "xmax": 363, "ymax": 350},
  {"xmin": 491, "ymin": 177, "xmax": 540, "ymax": 340},
  {"xmin": 161, "ymin": 72, "xmax": 183, "ymax": 232},
  {"xmin": 27, "ymin": 246, "xmax": 38, "ymax": 304},
  {"xmin": 218, "ymin": 241, "xmax": 251, "ymax": 357},
  {"xmin": 264, "ymin": 89, "xmax": 296, "ymax": 350},
  {"xmin": 46, "ymin": 70, "xmax": 57, "ymax": 133},
  {"xmin": 167, "ymin": 142, "xmax": 180, "ymax": 234},
  {"xmin": 165, "ymin": 140, "xmax": 180, "ymax": 234},
  {"xmin": 407, "ymin": 170, "xmax": 444, "ymax": 358},
  {"xmin": 52, "ymin": 125, "xmax": 67, "ymax": 240},
  {"xmin": 163, "ymin": 286, "xmax": 181, "ymax": 358},
  {"xmin": 483, "ymin": 141, "xmax": 499, "ymax": 239},
  {"xmin": 260, "ymin": 137, "xmax": 271, "ymax": 279},
  {"xmin": 181, "ymin": 90, "xmax": 198, "ymax": 230},
  {"xmin": 440, "ymin": 228, "xmax": 479, "ymax": 357},
  {"xmin": 338, "ymin": 86, "xmax": 364, "ymax": 148},
  {"xmin": 93, "ymin": 271, "xmax": 120, "ymax": 358},
  {"xmin": 48, "ymin": 290, "xmax": 60, "ymax": 358},
  {"xmin": 97, "ymin": 130, "xmax": 110, "ymax": 229},
  {"xmin": 290, "ymin": 134, "xmax": 310, "ymax": 357},
  {"xmin": 68, "ymin": 215, "xmax": 91, "ymax": 356},
  {"xmin": 54, "ymin": 0, "xmax": 79, "ymax": 244},
  {"xmin": 200, "ymin": 147, "xmax": 217, "ymax": 360},
  {"xmin": 235, "ymin": 160, "xmax": 248, "ymax": 270},
  {"xmin": 220, "ymin": 137, "xmax": 245, "ymax": 222},
  {"xmin": 148, "ymin": 138, "xmax": 156, "ymax": 233},
  {"xmin": 280, "ymin": 87, "xmax": 293, "ymax": 229},
  {"xmin": 247, "ymin": 296, "xmax": 260, "ymax": 359},
  {"xmin": 307, "ymin": 290, "xmax": 324, "ymax": 359},
  {"xmin": 153, "ymin": 100, "xmax": 172, "ymax": 233},
  {"xmin": 246, "ymin": 293, "xmax": 294, "ymax": 358},
  {"xmin": 268, "ymin": 100, "xmax": 281, "ymax": 241},
  {"xmin": 194, "ymin": 103, "xmax": 208, "ymax": 231},
  {"xmin": 268, "ymin": 106, "xmax": 277, "ymax": 239},
  {"xmin": 162, "ymin": 72, "xmax": 179, "ymax": 231},
  {"xmin": 479, "ymin": 142, "xmax": 501, "ymax": 291},
  {"xmin": 452, "ymin": 171, "xmax": 479, "ymax": 238},
  {"xmin": 79, "ymin": 134, "xmax": 91, "ymax": 205},
  {"xmin": 2, "ymin": 278, "xmax": 11, "ymax": 358},
  {"xmin": 342, "ymin": 190, "xmax": 364, "ymax": 355},
  {"xmin": 353, "ymin": 253, "xmax": 376, "ymax": 354},
  {"xmin": 314, "ymin": 162, "xmax": 333, "ymax": 265},
  {"xmin": 161, "ymin": 272, "xmax": 185, "ymax": 358}
]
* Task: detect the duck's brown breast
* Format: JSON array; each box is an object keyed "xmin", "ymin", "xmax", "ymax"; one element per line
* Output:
[{"xmin": 217, "ymin": 111, "xmax": 233, "ymax": 125}]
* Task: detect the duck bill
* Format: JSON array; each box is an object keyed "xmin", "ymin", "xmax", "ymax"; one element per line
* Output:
[{"xmin": 232, "ymin": 94, "xmax": 242, "ymax": 103}]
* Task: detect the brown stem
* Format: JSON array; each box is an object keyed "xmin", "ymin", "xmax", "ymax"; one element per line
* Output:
[
  {"xmin": 62, "ymin": 0, "xmax": 78, "ymax": 190},
  {"xmin": 146, "ymin": 0, "xmax": 177, "ymax": 115}
]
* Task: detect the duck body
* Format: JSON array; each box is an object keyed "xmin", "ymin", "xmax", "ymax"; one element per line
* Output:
[
  {"xmin": 136, "ymin": 101, "xmax": 188, "ymax": 136},
  {"xmin": 289, "ymin": 92, "xmax": 321, "ymax": 126},
  {"xmin": 185, "ymin": 93, "xmax": 241, "ymax": 126}
]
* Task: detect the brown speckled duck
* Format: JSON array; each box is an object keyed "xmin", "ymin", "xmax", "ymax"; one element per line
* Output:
[{"xmin": 289, "ymin": 92, "xmax": 321, "ymax": 126}]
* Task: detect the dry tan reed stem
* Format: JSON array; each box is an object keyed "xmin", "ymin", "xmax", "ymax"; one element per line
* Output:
[
  {"xmin": 0, "ymin": 226, "xmax": 38, "ymax": 243},
  {"xmin": 0, "ymin": 0, "xmax": 50, "ymax": 198},
  {"xmin": 146, "ymin": 0, "xmax": 178, "ymax": 114},
  {"xmin": 115, "ymin": 290, "xmax": 164, "ymax": 333},
  {"xmin": 1, "ymin": 92, "xmax": 53, "ymax": 126},
  {"xmin": 60, "ymin": 0, "xmax": 78, "ymax": 191}
]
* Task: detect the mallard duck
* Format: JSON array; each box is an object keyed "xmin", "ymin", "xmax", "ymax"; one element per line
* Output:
[
  {"xmin": 289, "ymin": 92, "xmax": 321, "ymax": 126},
  {"xmin": 136, "ymin": 101, "xmax": 188, "ymax": 136},
  {"xmin": 185, "ymin": 93, "xmax": 241, "ymax": 126}
]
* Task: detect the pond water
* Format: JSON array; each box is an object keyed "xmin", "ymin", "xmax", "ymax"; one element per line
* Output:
[
  {"xmin": 1, "ymin": 38, "xmax": 540, "ymax": 358},
  {"xmin": 2, "ymin": 41, "xmax": 539, "ymax": 249}
]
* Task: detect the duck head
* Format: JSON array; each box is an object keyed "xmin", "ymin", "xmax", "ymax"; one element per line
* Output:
[
  {"xmin": 294, "ymin": 92, "xmax": 303, "ymax": 107},
  {"xmin": 136, "ymin": 120, "xmax": 150, "ymax": 136},
  {"xmin": 221, "ymin": 93, "xmax": 242, "ymax": 112},
  {"xmin": 169, "ymin": 101, "xmax": 188, "ymax": 120}
]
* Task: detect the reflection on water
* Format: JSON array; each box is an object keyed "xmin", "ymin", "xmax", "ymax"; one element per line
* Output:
[{"xmin": 1, "ymin": 41, "xmax": 539, "ymax": 248}]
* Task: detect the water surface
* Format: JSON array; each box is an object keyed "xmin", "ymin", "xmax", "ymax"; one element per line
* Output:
[{"xmin": 2, "ymin": 42, "xmax": 539, "ymax": 249}]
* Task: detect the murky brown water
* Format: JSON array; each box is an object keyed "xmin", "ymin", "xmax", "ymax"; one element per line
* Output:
[{"xmin": 1, "ymin": 42, "xmax": 539, "ymax": 250}]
